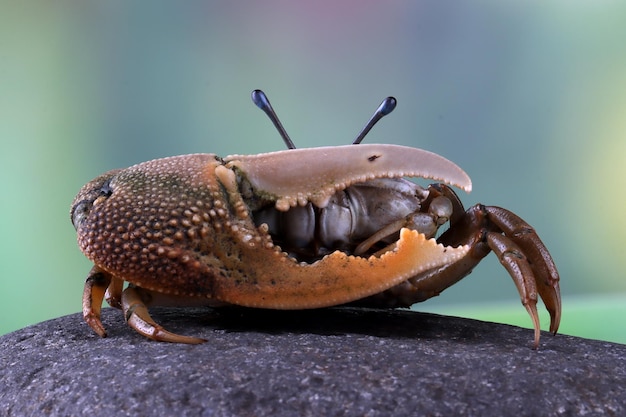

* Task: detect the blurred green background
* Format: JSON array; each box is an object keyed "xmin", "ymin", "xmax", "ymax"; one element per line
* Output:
[{"xmin": 1, "ymin": 2, "xmax": 625, "ymax": 344}]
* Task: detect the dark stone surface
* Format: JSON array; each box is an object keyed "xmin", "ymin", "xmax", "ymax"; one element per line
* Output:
[{"xmin": 1, "ymin": 307, "xmax": 625, "ymax": 417}]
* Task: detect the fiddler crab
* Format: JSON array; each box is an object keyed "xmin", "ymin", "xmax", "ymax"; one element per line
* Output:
[{"xmin": 71, "ymin": 90, "xmax": 561, "ymax": 348}]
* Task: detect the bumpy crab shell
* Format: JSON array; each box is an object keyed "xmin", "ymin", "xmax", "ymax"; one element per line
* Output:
[{"xmin": 73, "ymin": 144, "xmax": 472, "ymax": 311}]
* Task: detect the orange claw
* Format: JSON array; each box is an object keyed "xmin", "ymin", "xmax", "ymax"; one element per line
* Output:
[
  {"xmin": 213, "ymin": 228, "xmax": 470, "ymax": 310},
  {"xmin": 203, "ymin": 160, "xmax": 471, "ymax": 311}
]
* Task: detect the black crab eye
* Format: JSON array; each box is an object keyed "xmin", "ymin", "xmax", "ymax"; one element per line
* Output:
[
  {"xmin": 71, "ymin": 178, "xmax": 114, "ymax": 230},
  {"xmin": 71, "ymin": 200, "xmax": 91, "ymax": 230}
]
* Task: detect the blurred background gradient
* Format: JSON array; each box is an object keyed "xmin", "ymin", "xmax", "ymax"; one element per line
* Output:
[{"xmin": 1, "ymin": 1, "xmax": 625, "ymax": 343}]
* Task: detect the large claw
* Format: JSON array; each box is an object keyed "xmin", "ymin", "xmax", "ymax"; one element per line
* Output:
[
  {"xmin": 214, "ymin": 164, "xmax": 471, "ymax": 310},
  {"xmin": 224, "ymin": 144, "xmax": 472, "ymax": 211}
]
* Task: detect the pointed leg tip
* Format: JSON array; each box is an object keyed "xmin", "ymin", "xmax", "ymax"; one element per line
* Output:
[
  {"xmin": 121, "ymin": 286, "xmax": 208, "ymax": 344},
  {"xmin": 84, "ymin": 314, "xmax": 107, "ymax": 338},
  {"xmin": 549, "ymin": 323, "xmax": 560, "ymax": 336},
  {"xmin": 523, "ymin": 302, "xmax": 541, "ymax": 349},
  {"xmin": 186, "ymin": 337, "xmax": 208, "ymax": 345},
  {"xmin": 551, "ymin": 310, "xmax": 562, "ymax": 335},
  {"xmin": 532, "ymin": 331, "xmax": 540, "ymax": 350},
  {"xmin": 151, "ymin": 329, "xmax": 207, "ymax": 344}
]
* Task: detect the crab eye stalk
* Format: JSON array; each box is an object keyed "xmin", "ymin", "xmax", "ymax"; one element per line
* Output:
[
  {"xmin": 352, "ymin": 96, "xmax": 397, "ymax": 145},
  {"xmin": 252, "ymin": 90, "xmax": 397, "ymax": 148},
  {"xmin": 251, "ymin": 89, "xmax": 296, "ymax": 150}
]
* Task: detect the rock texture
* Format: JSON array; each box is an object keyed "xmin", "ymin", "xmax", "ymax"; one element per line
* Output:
[{"xmin": 1, "ymin": 307, "xmax": 625, "ymax": 416}]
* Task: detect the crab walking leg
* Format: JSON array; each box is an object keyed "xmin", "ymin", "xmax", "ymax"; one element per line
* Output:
[
  {"xmin": 428, "ymin": 189, "xmax": 561, "ymax": 335},
  {"xmin": 121, "ymin": 285, "xmax": 207, "ymax": 344},
  {"xmin": 485, "ymin": 233, "xmax": 541, "ymax": 348},
  {"xmin": 104, "ymin": 276, "xmax": 124, "ymax": 309},
  {"xmin": 82, "ymin": 266, "xmax": 111, "ymax": 338},
  {"xmin": 483, "ymin": 206, "xmax": 561, "ymax": 333},
  {"xmin": 425, "ymin": 204, "xmax": 559, "ymax": 348},
  {"xmin": 367, "ymin": 224, "xmax": 543, "ymax": 347}
]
